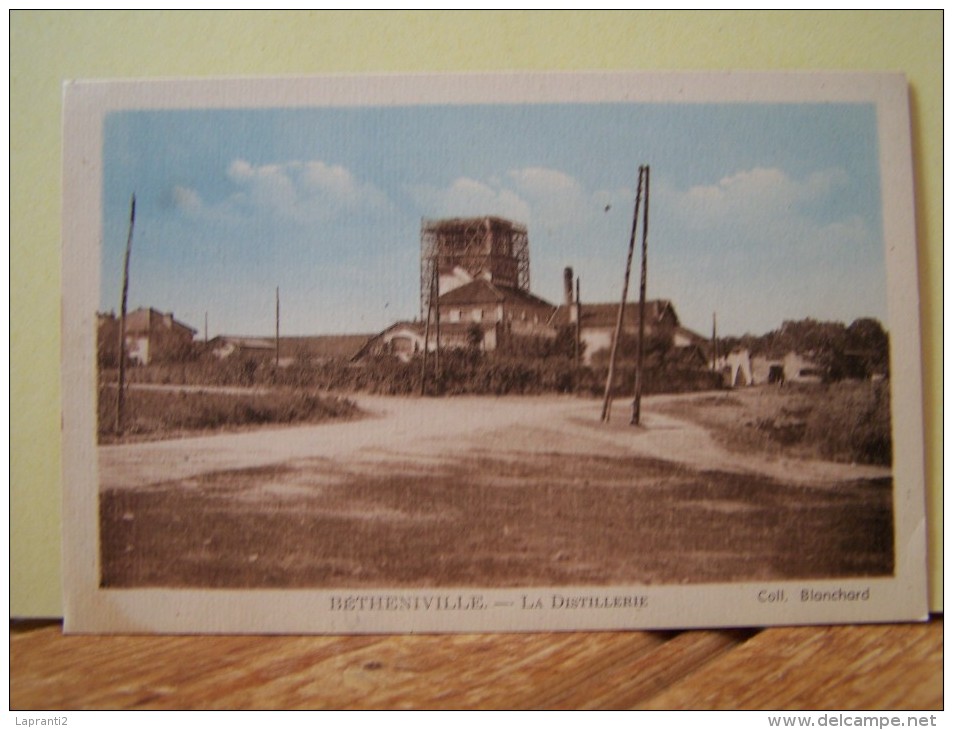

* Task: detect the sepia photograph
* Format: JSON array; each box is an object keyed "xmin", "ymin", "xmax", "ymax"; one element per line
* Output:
[{"xmin": 62, "ymin": 72, "xmax": 927, "ymax": 632}]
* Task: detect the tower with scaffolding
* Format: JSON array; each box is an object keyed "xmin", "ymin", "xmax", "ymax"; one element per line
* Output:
[{"xmin": 420, "ymin": 216, "xmax": 530, "ymax": 319}]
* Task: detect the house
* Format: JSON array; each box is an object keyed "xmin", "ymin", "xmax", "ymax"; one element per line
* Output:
[
  {"xmin": 207, "ymin": 336, "xmax": 276, "ymax": 362},
  {"xmin": 549, "ymin": 298, "xmax": 689, "ymax": 365},
  {"xmin": 437, "ymin": 279, "xmax": 556, "ymax": 344},
  {"xmin": 752, "ymin": 351, "xmax": 825, "ymax": 384},
  {"xmin": 281, "ymin": 335, "xmax": 375, "ymax": 364},
  {"xmin": 354, "ymin": 320, "xmax": 498, "ymax": 362},
  {"xmin": 208, "ymin": 334, "xmax": 373, "ymax": 366},
  {"xmin": 98, "ymin": 308, "xmax": 197, "ymax": 365},
  {"xmin": 716, "ymin": 348, "xmax": 826, "ymax": 387},
  {"xmin": 715, "ymin": 348, "xmax": 755, "ymax": 387}
]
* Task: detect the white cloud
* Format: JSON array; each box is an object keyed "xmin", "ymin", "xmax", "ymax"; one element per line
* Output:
[
  {"xmin": 409, "ymin": 177, "xmax": 531, "ymax": 222},
  {"xmin": 181, "ymin": 158, "xmax": 394, "ymax": 224},
  {"xmin": 409, "ymin": 167, "xmax": 631, "ymax": 234},
  {"xmin": 672, "ymin": 166, "xmax": 848, "ymax": 231},
  {"xmin": 171, "ymin": 185, "xmax": 203, "ymax": 213},
  {"xmin": 647, "ymin": 167, "xmax": 882, "ymax": 334}
]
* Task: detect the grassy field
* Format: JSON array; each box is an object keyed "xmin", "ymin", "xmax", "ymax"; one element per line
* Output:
[
  {"xmin": 656, "ymin": 381, "xmax": 892, "ymax": 466},
  {"xmin": 99, "ymin": 386, "xmax": 359, "ymax": 443}
]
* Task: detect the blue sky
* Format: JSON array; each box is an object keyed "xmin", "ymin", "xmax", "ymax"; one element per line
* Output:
[{"xmin": 101, "ymin": 101, "xmax": 886, "ymax": 338}]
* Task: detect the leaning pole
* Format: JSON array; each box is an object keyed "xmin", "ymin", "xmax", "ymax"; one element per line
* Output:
[
  {"xmin": 116, "ymin": 193, "xmax": 136, "ymax": 435},
  {"xmin": 601, "ymin": 167, "xmax": 645, "ymax": 423},
  {"xmin": 631, "ymin": 165, "xmax": 650, "ymax": 426}
]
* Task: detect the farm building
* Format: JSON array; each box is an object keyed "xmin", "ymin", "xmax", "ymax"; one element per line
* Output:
[
  {"xmin": 98, "ymin": 308, "xmax": 197, "ymax": 366},
  {"xmin": 209, "ymin": 334, "xmax": 373, "ymax": 366},
  {"xmin": 549, "ymin": 297, "xmax": 705, "ymax": 366},
  {"xmin": 353, "ymin": 320, "xmax": 497, "ymax": 362},
  {"xmin": 714, "ymin": 348, "xmax": 826, "ymax": 387},
  {"xmin": 208, "ymin": 336, "xmax": 276, "ymax": 362}
]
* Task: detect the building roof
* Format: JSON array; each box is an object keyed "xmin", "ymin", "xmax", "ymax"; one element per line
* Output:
[
  {"xmin": 438, "ymin": 279, "xmax": 553, "ymax": 309},
  {"xmin": 282, "ymin": 335, "xmax": 374, "ymax": 360},
  {"xmin": 674, "ymin": 325, "xmax": 710, "ymax": 349},
  {"xmin": 208, "ymin": 335, "xmax": 274, "ymax": 351},
  {"xmin": 549, "ymin": 299, "xmax": 679, "ymax": 329},
  {"xmin": 124, "ymin": 307, "xmax": 197, "ymax": 336},
  {"xmin": 350, "ymin": 319, "xmax": 498, "ymax": 361},
  {"xmin": 373, "ymin": 319, "xmax": 498, "ymax": 338}
]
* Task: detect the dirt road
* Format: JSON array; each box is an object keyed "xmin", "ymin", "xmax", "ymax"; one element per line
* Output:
[
  {"xmin": 99, "ymin": 393, "xmax": 889, "ymax": 492},
  {"xmin": 99, "ymin": 392, "xmax": 895, "ymax": 588}
]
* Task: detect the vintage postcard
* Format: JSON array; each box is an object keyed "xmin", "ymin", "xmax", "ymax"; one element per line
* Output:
[{"xmin": 62, "ymin": 72, "xmax": 928, "ymax": 633}]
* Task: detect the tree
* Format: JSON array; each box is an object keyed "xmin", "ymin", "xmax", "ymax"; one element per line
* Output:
[{"xmin": 846, "ymin": 318, "xmax": 890, "ymax": 376}]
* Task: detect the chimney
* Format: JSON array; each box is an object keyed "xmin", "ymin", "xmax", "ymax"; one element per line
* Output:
[{"xmin": 563, "ymin": 267, "xmax": 574, "ymax": 307}]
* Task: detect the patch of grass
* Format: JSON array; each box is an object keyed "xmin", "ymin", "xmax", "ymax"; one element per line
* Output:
[
  {"xmin": 99, "ymin": 386, "xmax": 359, "ymax": 443},
  {"xmin": 659, "ymin": 382, "xmax": 892, "ymax": 466}
]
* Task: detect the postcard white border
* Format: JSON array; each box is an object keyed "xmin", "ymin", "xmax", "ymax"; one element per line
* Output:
[{"xmin": 62, "ymin": 71, "xmax": 928, "ymax": 633}]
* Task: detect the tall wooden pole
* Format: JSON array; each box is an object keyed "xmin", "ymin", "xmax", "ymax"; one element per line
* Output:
[
  {"xmin": 574, "ymin": 276, "xmax": 581, "ymax": 376},
  {"xmin": 275, "ymin": 286, "xmax": 280, "ymax": 368},
  {"xmin": 434, "ymin": 262, "xmax": 441, "ymax": 380},
  {"xmin": 711, "ymin": 312, "xmax": 717, "ymax": 372},
  {"xmin": 420, "ymin": 266, "xmax": 433, "ymax": 396},
  {"xmin": 601, "ymin": 166, "xmax": 645, "ymax": 423},
  {"xmin": 116, "ymin": 193, "xmax": 136, "ymax": 434},
  {"xmin": 631, "ymin": 165, "xmax": 650, "ymax": 426}
]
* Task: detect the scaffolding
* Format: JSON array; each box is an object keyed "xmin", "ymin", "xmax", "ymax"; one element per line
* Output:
[{"xmin": 420, "ymin": 216, "xmax": 530, "ymax": 318}]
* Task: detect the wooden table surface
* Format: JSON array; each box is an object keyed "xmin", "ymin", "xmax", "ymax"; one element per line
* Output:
[{"xmin": 11, "ymin": 617, "xmax": 942, "ymax": 710}]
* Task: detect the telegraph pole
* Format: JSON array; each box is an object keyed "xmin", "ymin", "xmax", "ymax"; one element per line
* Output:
[
  {"xmin": 116, "ymin": 193, "xmax": 136, "ymax": 435},
  {"xmin": 574, "ymin": 276, "xmax": 581, "ymax": 376},
  {"xmin": 631, "ymin": 165, "xmax": 650, "ymax": 426},
  {"xmin": 275, "ymin": 286, "xmax": 280, "ymax": 368},
  {"xmin": 601, "ymin": 166, "xmax": 645, "ymax": 423},
  {"xmin": 420, "ymin": 265, "xmax": 434, "ymax": 396},
  {"xmin": 434, "ymin": 262, "xmax": 441, "ymax": 381}
]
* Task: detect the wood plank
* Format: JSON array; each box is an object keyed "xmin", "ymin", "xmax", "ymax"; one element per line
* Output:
[
  {"xmin": 547, "ymin": 629, "xmax": 757, "ymax": 710},
  {"xmin": 11, "ymin": 619, "xmax": 941, "ymax": 710},
  {"xmin": 12, "ymin": 623, "xmax": 669, "ymax": 710},
  {"xmin": 639, "ymin": 618, "xmax": 943, "ymax": 710}
]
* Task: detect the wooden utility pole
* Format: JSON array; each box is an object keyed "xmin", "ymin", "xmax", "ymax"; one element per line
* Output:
[
  {"xmin": 711, "ymin": 312, "xmax": 717, "ymax": 372},
  {"xmin": 434, "ymin": 262, "xmax": 441, "ymax": 381},
  {"xmin": 631, "ymin": 165, "xmax": 650, "ymax": 426},
  {"xmin": 420, "ymin": 266, "xmax": 434, "ymax": 396},
  {"xmin": 116, "ymin": 193, "xmax": 136, "ymax": 435},
  {"xmin": 205, "ymin": 311, "xmax": 209, "ymax": 346},
  {"xmin": 275, "ymin": 287, "xmax": 280, "ymax": 368},
  {"xmin": 601, "ymin": 166, "xmax": 645, "ymax": 423},
  {"xmin": 574, "ymin": 276, "xmax": 581, "ymax": 376}
]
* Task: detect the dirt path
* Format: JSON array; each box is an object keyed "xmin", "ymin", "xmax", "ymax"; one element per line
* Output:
[{"xmin": 99, "ymin": 393, "xmax": 889, "ymax": 491}]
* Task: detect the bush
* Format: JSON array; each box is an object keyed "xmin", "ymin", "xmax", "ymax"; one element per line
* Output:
[
  {"xmin": 99, "ymin": 385, "xmax": 358, "ymax": 442},
  {"xmin": 111, "ymin": 343, "xmax": 722, "ymax": 399},
  {"xmin": 802, "ymin": 380, "xmax": 892, "ymax": 465}
]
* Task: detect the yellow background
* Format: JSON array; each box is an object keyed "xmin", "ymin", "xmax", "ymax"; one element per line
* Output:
[{"xmin": 11, "ymin": 11, "xmax": 942, "ymax": 616}]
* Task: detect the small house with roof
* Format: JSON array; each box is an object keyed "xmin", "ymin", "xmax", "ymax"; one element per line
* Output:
[{"xmin": 98, "ymin": 308, "xmax": 197, "ymax": 366}]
